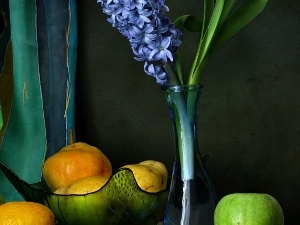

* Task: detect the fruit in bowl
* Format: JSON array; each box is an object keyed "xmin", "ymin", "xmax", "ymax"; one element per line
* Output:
[
  {"xmin": 214, "ymin": 193, "xmax": 284, "ymax": 225},
  {"xmin": 54, "ymin": 175, "xmax": 109, "ymax": 195},
  {"xmin": 42, "ymin": 142, "xmax": 112, "ymax": 191},
  {"xmin": 45, "ymin": 158, "xmax": 168, "ymax": 225},
  {"xmin": 43, "ymin": 142, "xmax": 168, "ymax": 195},
  {"xmin": 0, "ymin": 201, "xmax": 56, "ymax": 225},
  {"xmin": 0, "ymin": 142, "xmax": 169, "ymax": 225},
  {"xmin": 122, "ymin": 160, "xmax": 168, "ymax": 193}
]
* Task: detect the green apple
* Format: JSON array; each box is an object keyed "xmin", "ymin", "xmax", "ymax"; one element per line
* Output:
[{"xmin": 214, "ymin": 193, "xmax": 284, "ymax": 225}]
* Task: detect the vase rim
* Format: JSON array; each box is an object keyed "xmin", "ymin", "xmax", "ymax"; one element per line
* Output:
[{"xmin": 162, "ymin": 84, "xmax": 203, "ymax": 92}]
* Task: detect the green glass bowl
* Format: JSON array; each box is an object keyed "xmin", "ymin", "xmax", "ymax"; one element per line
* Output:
[{"xmin": 0, "ymin": 161, "xmax": 168, "ymax": 225}]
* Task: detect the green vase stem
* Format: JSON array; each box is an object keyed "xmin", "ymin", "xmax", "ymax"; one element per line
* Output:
[{"xmin": 169, "ymin": 91, "xmax": 195, "ymax": 181}]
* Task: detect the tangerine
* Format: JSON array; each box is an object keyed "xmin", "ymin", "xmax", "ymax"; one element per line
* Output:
[
  {"xmin": 42, "ymin": 142, "xmax": 112, "ymax": 191},
  {"xmin": 0, "ymin": 201, "xmax": 56, "ymax": 225}
]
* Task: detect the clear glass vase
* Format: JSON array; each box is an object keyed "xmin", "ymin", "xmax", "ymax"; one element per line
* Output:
[{"xmin": 162, "ymin": 85, "xmax": 217, "ymax": 225}]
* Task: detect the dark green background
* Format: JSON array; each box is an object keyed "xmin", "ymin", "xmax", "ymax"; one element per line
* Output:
[{"xmin": 75, "ymin": 1, "xmax": 300, "ymax": 224}]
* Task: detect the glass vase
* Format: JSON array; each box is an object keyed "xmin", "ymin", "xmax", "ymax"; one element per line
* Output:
[{"xmin": 162, "ymin": 85, "xmax": 217, "ymax": 225}]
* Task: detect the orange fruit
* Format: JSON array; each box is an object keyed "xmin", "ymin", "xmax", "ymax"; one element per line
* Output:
[
  {"xmin": 54, "ymin": 175, "xmax": 109, "ymax": 195},
  {"xmin": 0, "ymin": 201, "xmax": 55, "ymax": 225},
  {"xmin": 42, "ymin": 142, "xmax": 112, "ymax": 191}
]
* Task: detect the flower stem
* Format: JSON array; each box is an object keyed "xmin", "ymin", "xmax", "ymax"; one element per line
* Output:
[
  {"xmin": 165, "ymin": 86, "xmax": 196, "ymax": 182},
  {"xmin": 163, "ymin": 62, "xmax": 197, "ymax": 181},
  {"xmin": 173, "ymin": 95, "xmax": 195, "ymax": 181},
  {"xmin": 163, "ymin": 61, "xmax": 181, "ymax": 86}
]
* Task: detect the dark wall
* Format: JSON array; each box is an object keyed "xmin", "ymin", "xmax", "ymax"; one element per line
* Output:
[{"xmin": 75, "ymin": 1, "xmax": 300, "ymax": 224}]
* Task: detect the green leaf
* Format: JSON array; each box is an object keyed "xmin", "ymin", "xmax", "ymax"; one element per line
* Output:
[
  {"xmin": 202, "ymin": 0, "xmax": 215, "ymax": 39},
  {"xmin": 218, "ymin": 0, "xmax": 237, "ymax": 27},
  {"xmin": 174, "ymin": 15, "xmax": 202, "ymax": 32},
  {"xmin": 188, "ymin": 0, "xmax": 225, "ymax": 84},
  {"xmin": 174, "ymin": 15, "xmax": 202, "ymax": 84},
  {"xmin": 209, "ymin": 0, "xmax": 269, "ymax": 56},
  {"xmin": 187, "ymin": 0, "xmax": 269, "ymax": 85}
]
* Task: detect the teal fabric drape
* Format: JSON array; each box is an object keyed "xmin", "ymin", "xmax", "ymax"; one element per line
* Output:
[{"xmin": 0, "ymin": 0, "xmax": 77, "ymax": 201}]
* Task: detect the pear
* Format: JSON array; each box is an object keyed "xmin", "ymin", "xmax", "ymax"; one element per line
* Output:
[
  {"xmin": 122, "ymin": 160, "xmax": 168, "ymax": 193},
  {"xmin": 54, "ymin": 175, "xmax": 109, "ymax": 195}
]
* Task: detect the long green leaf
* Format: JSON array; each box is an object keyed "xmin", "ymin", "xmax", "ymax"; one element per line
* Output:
[
  {"xmin": 174, "ymin": 15, "xmax": 202, "ymax": 33},
  {"xmin": 202, "ymin": 0, "xmax": 215, "ymax": 40},
  {"xmin": 187, "ymin": 0, "xmax": 268, "ymax": 85},
  {"xmin": 189, "ymin": 0, "xmax": 224, "ymax": 84},
  {"xmin": 218, "ymin": 0, "xmax": 237, "ymax": 27},
  {"xmin": 174, "ymin": 15, "xmax": 202, "ymax": 83},
  {"xmin": 209, "ymin": 0, "xmax": 269, "ymax": 56}
]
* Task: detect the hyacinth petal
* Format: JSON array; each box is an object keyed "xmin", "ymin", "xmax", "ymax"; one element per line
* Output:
[
  {"xmin": 145, "ymin": 25, "xmax": 154, "ymax": 33},
  {"xmin": 161, "ymin": 36, "xmax": 171, "ymax": 48},
  {"xmin": 140, "ymin": 15, "xmax": 151, "ymax": 23},
  {"xmin": 131, "ymin": 26, "xmax": 142, "ymax": 36},
  {"xmin": 148, "ymin": 49, "xmax": 159, "ymax": 60},
  {"xmin": 158, "ymin": 52, "xmax": 167, "ymax": 62},
  {"xmin": 165, "ymin": 50, "xmax": 173, "ymax": 61},
  {"xmin": 144, "ymin": 62, "xmax": 167, "ymax": 85},
  {"xmin": 144, "ymin": 63, "xmax": 155, "ymax": 74}
]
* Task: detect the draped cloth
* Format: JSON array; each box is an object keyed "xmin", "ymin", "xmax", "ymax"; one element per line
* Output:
[{"xmin": 0, "ymin": 0, "xmax": 77, "ymax": 201}]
